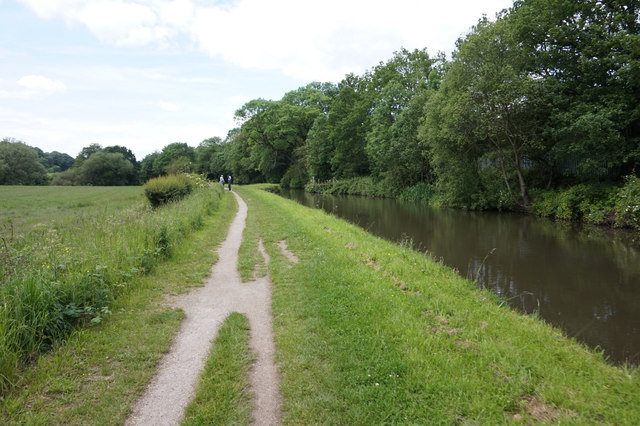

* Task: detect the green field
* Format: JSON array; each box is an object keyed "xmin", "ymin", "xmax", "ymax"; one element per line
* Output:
[
  {"xmin": 0, "ymin": 186, "xmax": 145, "ymax": 233},
  {"xmin": 0, "ymin": 183, "xmax": 227, "ymax": 394}
]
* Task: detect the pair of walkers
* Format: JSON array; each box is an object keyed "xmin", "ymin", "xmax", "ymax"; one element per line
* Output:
[{"xmin": 219, "ymin": 174, "xmax": 232, "ymax": 191}]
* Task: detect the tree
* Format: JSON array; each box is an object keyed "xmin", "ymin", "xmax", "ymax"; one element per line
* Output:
[
  {"xmin": 41, "ymin": 151, "xmax": 74, "ymax": 173},
  {"xmin": 73, "ymin": 143, "xmax": 103, "ymax": 168},
  {"xmin": 234, "ymin": 92, "xmax": 322, "ymax": 183},
  {"xmin": 422, "ymin": 14, "xmax": 550, "ymax": 209},
  {"xmin": 152, "ymin": 143, "xmax": 195, "ymax": 176},
  {"xmin": 103, "ymin": 145, "xmax": 138, "ymax": 184},
  {"xmin": 140, "ymin": 152, "xmax": 160, "ymax": 183},
  {"xmin": 509, "ymin": 0, "xmax": 640, "ymax": 182},
  {"xmin": 365, "ymin": 48, "xmax": 437, "ymax": 188},
  {"xmin": 78, "ymin": 152, "xmax": 135, "ymax": 186},
  {"xmin": 327, "ymin": 82, "xmax": 371, "ymax": 178},
  {"xmin": 194, "ymin": 137, "xmax": 223, "ymax": 178},
  {"xmin": 0, "ymin": 139, "xmax": 49, "ymax": 185}
]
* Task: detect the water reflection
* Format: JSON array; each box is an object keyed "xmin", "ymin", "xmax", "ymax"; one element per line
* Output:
[{"xmin": 281, "ymin": 189, "xmax": 640, "ymax": 365}]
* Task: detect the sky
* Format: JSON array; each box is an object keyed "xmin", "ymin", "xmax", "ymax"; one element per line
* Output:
[{"xmin": 0, "ymin": 0, "xmax": 514, "ymax": 160}]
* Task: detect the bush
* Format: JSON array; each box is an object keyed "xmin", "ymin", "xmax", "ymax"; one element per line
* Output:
[
  {"xmin": 398, "ymin": 182, "xmax": 436, "ymax": 204},
  {"xmin": 305, "ymin": 177, "xmax": 393, "ymax": 198},
  {"xmin": 144, "ymin": 174, "xmax": 194, "ymax": 207},
  {"xmin": 614, "ymin": 175, "xmax": 640, "ymax": 230},
  {"xmin": 530, "ymin": 184, "xmax": 617, "ymax": 225}
]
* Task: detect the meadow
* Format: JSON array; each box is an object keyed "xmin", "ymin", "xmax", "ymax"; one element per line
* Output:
[{"xmin": 0, "ymin": 184, "xmax": 225, "ymax": 393}]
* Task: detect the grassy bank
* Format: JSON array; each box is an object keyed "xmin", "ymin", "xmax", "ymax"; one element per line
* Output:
[
  {"xmin": 237, "ymin": 185, "xmax": 640, "ymax": 423},
  {"xmin": 0, "ymin": 187, "xmax": 237, "ymax": 424},
  {"xmin": 0, "ymin": 183, "xmax": 226, "ymax": 393},
  {"xmin": 182, "ymin": 312, "xmax": 254, "ymax": 425}
]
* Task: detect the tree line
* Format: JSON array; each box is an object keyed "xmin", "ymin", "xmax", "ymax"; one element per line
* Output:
[
  {"xmin": 2, "ymin": 0, "xmax": 638, "ymax": 214},
  {"xmin": 222, "ymin": 0, "xmax": 639, "ymax": 211},
  {"xmin": 0, "ymin": 138, "xmax": 230, "ymax": 186}
]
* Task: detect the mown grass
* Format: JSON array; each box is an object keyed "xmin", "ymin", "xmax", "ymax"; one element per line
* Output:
[
  {"xmin": 0, "ymin": 182, "xmax": 227, "ymax": 393},
  {"xmin": 236, "ymin": 185, "xmax": 640, "ymax": 424},
  {"xmin": 0, "ymin": 187, "xmax": 237, "ymax": 424},
  {"xmin": 182, "ymin": 312, "xmax": 254, "ymax": 426}
]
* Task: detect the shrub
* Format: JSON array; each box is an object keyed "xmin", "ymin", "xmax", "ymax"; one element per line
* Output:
[
  {"xmin": 305, "ymin": 177, "xmax": 393, "ymax": 198},
  {"xmin": 144, "ymin": 174, "xmax": 194, "ymax": 207},
  {"xmin": 398, "ymin": 182, "xmax": 436, "ymax": 204},
  {"xmin": 530, "ymin": 184, "xmax": 616, "ymax": 225},
  {"xmin": 614, "ymin": 175, "xmax": 640, "ymax": 230}
]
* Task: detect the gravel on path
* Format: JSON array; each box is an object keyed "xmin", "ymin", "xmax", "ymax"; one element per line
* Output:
[{"xmin": 126, "ymin": 190, "xmax": 281, "ymax": 426}]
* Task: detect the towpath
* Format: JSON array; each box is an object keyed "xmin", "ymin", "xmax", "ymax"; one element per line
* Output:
[{"xmin": 126, "ymin": 190, "xmax": 281, "ymax": 426}]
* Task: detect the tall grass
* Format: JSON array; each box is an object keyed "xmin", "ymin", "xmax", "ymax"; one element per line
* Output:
[{"xmin": 0, "ymin": 184, "xmax": 224, "ymax": 393}]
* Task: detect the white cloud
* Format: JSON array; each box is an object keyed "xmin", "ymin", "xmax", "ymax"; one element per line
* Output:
[
  {"xmin": 0, "ymin": 75, "xmax": 66, "ymax": 99},
  {"xmin": 18, "ymin": 0, "xmax": 513, "ymax": 81},
  {"xmin": 157, "ymin": 101, "xmax": 180, "ymax": 112}
]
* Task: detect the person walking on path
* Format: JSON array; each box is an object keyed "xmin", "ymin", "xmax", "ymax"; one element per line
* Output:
[
  {"xmin": 227, "ymin": 175, "xmax": 232, "ymax": 191},
  {"xmin": 219, "ymin": 175, "xmax": 225, "ymax": 186}
]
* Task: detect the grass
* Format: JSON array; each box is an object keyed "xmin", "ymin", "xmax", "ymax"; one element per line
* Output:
[
  {"xmin": 0, "ymin": 186, "xmax": 144, "ymax": 233},
  {"xmin": 0, "ymin": 183, "xmax": 226, "ymax": 391},
  {"xmin": 3, "ymin": 183, "xmax": 639, "ymax": 423},
  {"xmin": 235, "ymin": 185, "xmax": 640, "ymax": 424},
  {"xmin": 182, "ymin": 312, "xmax": 254, "ymax": 426},
  {"xmin": 0, "ymin": 187, "xmax": 238, "ymax": 424}
]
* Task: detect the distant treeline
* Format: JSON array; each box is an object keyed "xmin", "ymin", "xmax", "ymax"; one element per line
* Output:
[{"xmin": 0, "ymin": 138, "xmax": 229, "ymax": 187}]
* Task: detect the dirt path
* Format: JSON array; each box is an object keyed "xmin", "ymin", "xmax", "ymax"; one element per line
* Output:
[{"xmin": 126, "ymin": 190, "xmax": 281, "ymax": 426}]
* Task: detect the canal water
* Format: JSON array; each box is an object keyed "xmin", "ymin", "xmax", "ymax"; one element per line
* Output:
[{"xmin": 280, "ymin": 189, "xmax": 640, "ymax": 365}]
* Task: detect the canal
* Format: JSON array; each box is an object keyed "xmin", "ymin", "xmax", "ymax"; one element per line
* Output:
[{"xmin": 280, "ymin": 189, "xmax": 640, "ymax": 365}]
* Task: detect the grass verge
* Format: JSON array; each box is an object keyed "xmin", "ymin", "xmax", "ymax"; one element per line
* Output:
[
  {"xmin": 236, "ymin": 184, "xmax": 640, "ymax": 424},
  {"xmin": 0, "ymin": 190, "xmax": 237, "ymax": 424},
  {"xmin": 182, "ymin": 312, "xmax": 254, "ymax": 426}
]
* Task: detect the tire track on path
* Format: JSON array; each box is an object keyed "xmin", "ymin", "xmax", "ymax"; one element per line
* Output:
[{"xmin": 126, "ymin": 190, "xmax": 281, "ymax": 426}]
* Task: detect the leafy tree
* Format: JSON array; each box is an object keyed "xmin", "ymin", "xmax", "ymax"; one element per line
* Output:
[
  {"xmin": 194, "ymin": 137, "xmax": 223, "ymax": 178},
  {"xmin": 306, "ymin": 114, "xmax": 334, "ymax": 181},
  {"xmin": 509, "ymin": 0, "xmax": 640, "ymax": 182},
  {"xmin": 78, "ymin": 152, "xmax": 135, "ymax": 186},
  {"xmin": 152, "ymin": 143, "xmax": 195, "ymax": 176},
  {"xmin": 234, "ymin": 92, "xmax": 321, "ymax": 183},
  {"xmin": 41, "ymin": 151, "xmax": 74, "ymax": 173},
  {"xmin": 0, "ymin": 139, "xmax": 49, "ymax": 185},
  {"xmin": 226, "ymin": 128, "xmax": 263, "ymax": 184},
  {"xmin": 73, "ymin": 143, "xmax": 103, "ymax": 168},
  {"xmin": 327, "ymin": 81, "xmax": 371, "ymax": 178},
  {"xmin": 365, "ymin": 48, "xmax": 437, "ymax": 189},
  {"xmin": 103, "ymin": 145, "xmax": 136, "ymax": 165},
  {"xmin": 33, "ymin": 147, "xmax": 74, "ymax": 172},
  {"xmin": 140, "ymin": 152, "xmax": 159, "ymax": 183},
  {"xmin": 421, "ymin": 71, "xmax": 489, "ymax": 209},
  {"xmin": 103, "ymin": 145, "xmax": 138, "ymax": 184}
]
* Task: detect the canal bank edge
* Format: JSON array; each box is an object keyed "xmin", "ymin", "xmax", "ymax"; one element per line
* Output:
[{"xmin": 239, "ymin": 184, "xmax": 640, "ymax": 424}]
